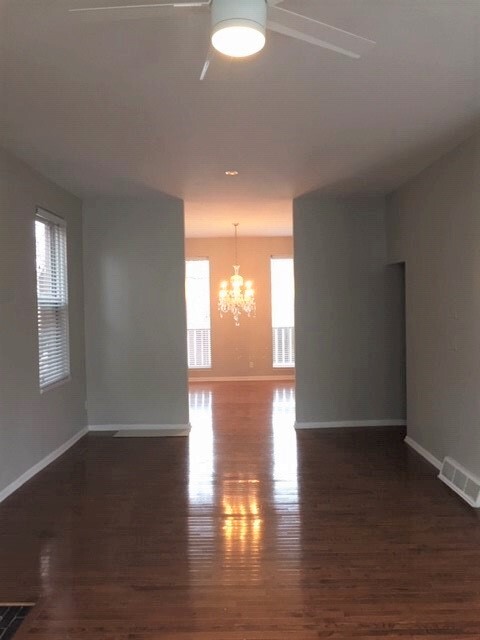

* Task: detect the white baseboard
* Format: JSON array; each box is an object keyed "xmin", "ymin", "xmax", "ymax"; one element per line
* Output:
[
  {"xmin": 0, "ymin": 426, "xmax": 88, "ymax": 504},
  {"xmin": 89, "ymin": 423, "xmax": 192, "ymax": 432},
  {"xmin": 404, "ymin": 435, "xmax": 442, "ymax": 470},
  {"xmin": 189, "ymin": 375, "xmax": 295, "ymax": 382},
  {"xmin": 295, "ymin": 419, "xmax": 406, "ymax": 430}
]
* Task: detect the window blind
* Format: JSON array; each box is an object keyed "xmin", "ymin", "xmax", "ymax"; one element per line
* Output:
[
  {"xmin": 272, "ymin": 326, "xmax": 295, "ymax": 368},
  {"xmin": 187, "ymin": 328, "xmax": 212, "ymax": 369},
  {"xmin": 35, "ymin": 209, "xmax": 70, "ymax": 390}
]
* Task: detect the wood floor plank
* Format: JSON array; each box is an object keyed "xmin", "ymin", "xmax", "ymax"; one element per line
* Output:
[{"xmin": 1, "ymin": 381, "xmax": 479, "ymax": 639}]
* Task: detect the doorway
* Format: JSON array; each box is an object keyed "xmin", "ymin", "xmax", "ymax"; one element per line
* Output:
[{"xmin": 389, "ymin": 261, "xmax": 407, "ymax": 421}]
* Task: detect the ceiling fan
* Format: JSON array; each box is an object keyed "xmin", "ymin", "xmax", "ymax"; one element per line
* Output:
[{"xmin": 69, "ymin": 0, "xmax": 375, "ymax": 80}]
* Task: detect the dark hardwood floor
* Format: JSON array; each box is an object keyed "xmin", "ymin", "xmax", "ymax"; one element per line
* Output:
[{"xmin": 1, "ymin": 381, "xmax": 480, "ymax": 639}]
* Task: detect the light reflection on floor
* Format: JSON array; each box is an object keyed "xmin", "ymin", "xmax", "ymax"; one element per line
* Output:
[
  {"xmin": 272, "ymin": 386, "xmax": 297, "ymax": 491},
  {"xmin": 271, "ymin": 386, "xmax": 301, "ymax": 585},
  {"xmin": 221, "ymin": 476, "xmax": 263, "ymax": 582},
  {"xmin": 187, "ymin": 383, "xmax": 300, "ymax": 588},
  {"xmin": 188, "ymin": 389, "xmax": 214, "ymax": 505}
]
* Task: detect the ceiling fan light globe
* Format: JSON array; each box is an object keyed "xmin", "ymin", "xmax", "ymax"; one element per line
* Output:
[{"xmin": 211, "ymin": 20, "xmax": 266, "ymax": 57}]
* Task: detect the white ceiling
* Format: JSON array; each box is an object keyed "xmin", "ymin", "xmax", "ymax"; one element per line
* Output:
[{"xmin": 1, "ymin": 0, "xmax": 480, "ymax": 236}]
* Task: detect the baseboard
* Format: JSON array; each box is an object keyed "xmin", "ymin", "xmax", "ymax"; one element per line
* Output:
[
  {"xmin": 89, "ymin": 423, "xmax": 192, "ymax": 432},
  {"xmin": 0, "ymin": 426, "xmax": 88, "ymax": 504},
  {"xmin": 189, "ymin": 375, "xmax": 295, "ymax": 382},
  {"xmin": 295, "ymin": 419, "xmax": 406, "ymax": 430},
  {"xmin": 404, "ymin": 435, "xmax": 442, "ymax": 470}
]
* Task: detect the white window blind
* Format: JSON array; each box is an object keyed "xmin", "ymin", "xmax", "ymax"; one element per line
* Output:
[
  {"xmin": 271, "ymin": 257, "xmax": 295, "ymax": 368},
  {"xmin": 186, "ymin": 259, "xmax": 212, "ymax": 369},
  {"xmin": 35, "ymin": 209, "xmax": 70, "ymax": 391}
]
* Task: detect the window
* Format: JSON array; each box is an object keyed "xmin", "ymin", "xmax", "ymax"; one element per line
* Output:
[
  {"xmin": 186, "ymin": 259, "xmax": 211, "ymax": 369},
  {"xmin": 35, "ymin": 209, "xmax": 70, "ymax": 390},
  {"xmin": 271, "ymin": 257, "xmax": 295, "ymax": 367}
]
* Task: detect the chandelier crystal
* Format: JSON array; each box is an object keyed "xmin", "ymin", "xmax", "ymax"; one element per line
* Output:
[{"xmin": 218, "ymin": 223, "xmax": 256, "ymax": 326}]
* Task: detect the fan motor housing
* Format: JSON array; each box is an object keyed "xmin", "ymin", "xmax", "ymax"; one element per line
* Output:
[{"xmin": 211, "ymin": 0, "xmax": 267, "ymax": 32}]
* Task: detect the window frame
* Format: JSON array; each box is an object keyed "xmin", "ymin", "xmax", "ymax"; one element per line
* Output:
[
  {"xmin": 35, "ymin": 207, "xmax": 71, "ymax": 393},
  {"xmin": 185, "ymin": 257, "xmax": 212, "ymax": 370},
  {"xmin": 270, "ymin": 255, "xmax": 295, "ymax": 369}
]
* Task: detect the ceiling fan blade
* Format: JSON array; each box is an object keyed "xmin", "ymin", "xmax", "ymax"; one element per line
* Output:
[
  {"xmin": 267, "ymin": 5, "xmax": 375, "ymax": 59},
  {"xmin": 200, "ymin": 48, "xmax": 214, "ymax": 81},
  {"xmin": 69, "ymin": 1, "xmax": 209, "ymax": 12},
  {"xmin": 69, "ymin": 1, "xmax": 210, "ymax": 19}
]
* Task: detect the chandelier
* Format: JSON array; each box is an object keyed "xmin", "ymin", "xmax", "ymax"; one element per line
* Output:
[{"xmin": 218, "ymin": 223, "xmax": 256, "ymax": 326}]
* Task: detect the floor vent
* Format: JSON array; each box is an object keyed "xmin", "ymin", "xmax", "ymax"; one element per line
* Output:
[
  {"xmin": 439, "ymin": 457, "xmax": 480, "ymax": 508},
  {"xmin": 0, "ymin": 605, "xmax": 33, "ymax": 639}
]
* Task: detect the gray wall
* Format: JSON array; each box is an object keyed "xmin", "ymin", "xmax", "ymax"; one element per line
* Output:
[
  {"xmin": 0, "ymin": 147, "xmax": 86, "ymax": 495},
  {"xmin": 83, "ymin": 197, "xmax": 189, "ymax": 426},
  {"xmin": 294, "ymin": 195, "xmax": 405, "ymax": 425},
  {"xmin": 387, "ymin": 132, "xmax": 480, "ymax": 476}
]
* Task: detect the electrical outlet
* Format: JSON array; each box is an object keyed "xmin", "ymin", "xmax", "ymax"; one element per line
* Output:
[{"xmin": 249, "ymin": 361, "xmax": 254, "ymax": 368}]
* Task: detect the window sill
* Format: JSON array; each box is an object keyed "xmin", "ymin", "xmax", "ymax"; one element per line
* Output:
[{"xmin": 40, "ymin": 375, "xmax": 71, "ymax": 394}]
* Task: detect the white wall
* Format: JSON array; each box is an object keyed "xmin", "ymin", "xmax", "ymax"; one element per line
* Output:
[
  {"xmin": 0, "ymin": 147, "xmax": 87, "ymax": 495},
  {"xmin": 387, "ymin": 132, "xmax": 480, "ymax": 476},
  {"xmin": 294, "ymin": 194, "xmax": 405, "ymax": 425},
  {"xmin": 83, "ymin": 197, "xmax": 189, "ymax": 427}
]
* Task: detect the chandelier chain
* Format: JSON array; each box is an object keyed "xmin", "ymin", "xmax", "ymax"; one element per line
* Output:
[{"xmin": 234, "ymin": 222, "xmax": 239, "ymax": 265}]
